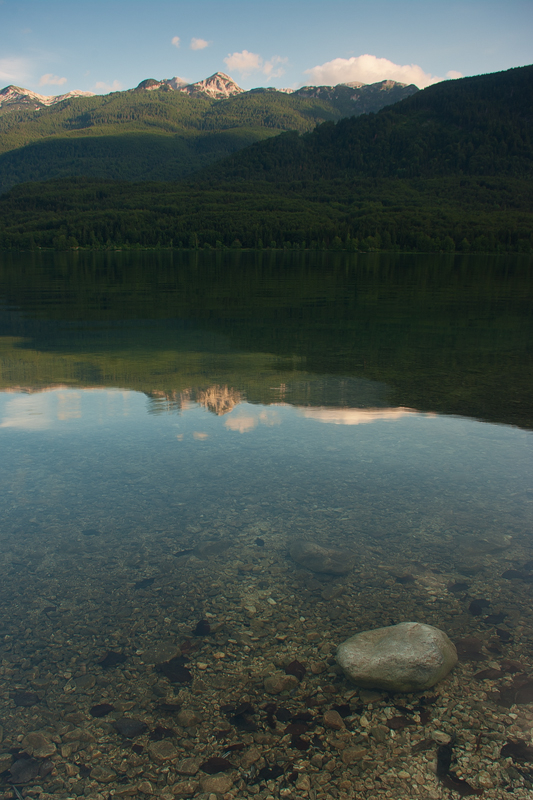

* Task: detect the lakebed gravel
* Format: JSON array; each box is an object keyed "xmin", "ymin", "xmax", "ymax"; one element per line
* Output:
[{"xmin": 1, "ymin": 508, "xmax": 533, "ymax": 800}]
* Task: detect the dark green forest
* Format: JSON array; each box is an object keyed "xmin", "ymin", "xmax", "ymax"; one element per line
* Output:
[{"xmin": 1, "ymin": 175, "xmax": 531, "ymax": 253}]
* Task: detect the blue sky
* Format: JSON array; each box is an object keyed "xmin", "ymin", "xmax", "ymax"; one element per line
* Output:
[{"xmin": 1, "ymin": 0, "xmax": 531, "ymax": 95}]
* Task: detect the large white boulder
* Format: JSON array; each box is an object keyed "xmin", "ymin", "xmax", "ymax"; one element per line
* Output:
[{"xmin": 336, "ymin": 622, "xmax": 457, "ymax": 692}]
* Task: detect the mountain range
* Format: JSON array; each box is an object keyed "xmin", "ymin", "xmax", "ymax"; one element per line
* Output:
[
  {"xmin": 0, "ymin": 71, "xmax": 417, "ymax": 110},
  {"xmin": 0, "ymin": 72, "xmax": 417, "ymax": 191},
  {"xmin": 0, "ymin": 64, "xmax": 531, "ymax": 255}
]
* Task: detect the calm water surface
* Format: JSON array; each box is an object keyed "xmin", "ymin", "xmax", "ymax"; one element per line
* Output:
[{"xmin": 0, "ymin": 251, "xmax": 532, "ymax": 799}]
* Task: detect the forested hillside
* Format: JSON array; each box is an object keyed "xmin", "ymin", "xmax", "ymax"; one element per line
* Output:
[
  {"xmin": 0, "ymin": 80, "xmax": 416, "ymax": 191},
  {"xmin": 202, "ymin": 65, "xmax": 533, "ymax": 181}
]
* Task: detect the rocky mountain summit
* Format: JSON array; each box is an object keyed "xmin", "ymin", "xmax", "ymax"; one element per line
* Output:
[
  {"xmin": 134, "ymin": 72, "xmax": 243, "ymax": 99},
  {"xmin": 293, "ymin": 80, "xmax": 418, "ymax": 112},
  {"xmin": 0, "ymin": 85, "xmax": 94, "ymax": 113}
]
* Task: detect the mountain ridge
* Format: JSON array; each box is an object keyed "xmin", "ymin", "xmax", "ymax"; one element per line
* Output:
[{"xmin": 0, "ymin": 71, "xmax": 417, "ymax": 112}]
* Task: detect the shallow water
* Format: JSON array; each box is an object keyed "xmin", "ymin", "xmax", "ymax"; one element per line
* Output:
[{"xmin": 0, "ymin": 251, "xmax": 532, "ymax": 800}]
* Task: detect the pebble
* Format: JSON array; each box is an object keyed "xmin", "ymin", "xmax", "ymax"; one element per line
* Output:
[
  {"xmin": 149, "ymin": 740, "xmax": 179, "ymax": 761},
  {"xmin": 342, "ymin": 746, "xmax": 367, "ymax": 764},
  {"xmin": 177, "ymin": 757, "xmax": 202, "ymax": 775},
  {"xmin": 21, "ymin": 731, "xmax": 57, "ymax": 758},
  {"xmin": 172, "ymin": 780, "xmax": 199, "ymax": 797},
  {"xmin": 264, "ymin": 672, "xmax": 299, "ymax": 694},
  {"xmin": 90, "ymin": 765, "xmax": 118, "ymax": 783},
  {"xmin": 176, "ymin": 709, "xmax": 201, "ymax": 727},
  {"xmin": 431, "ymin": 730, "xmax": 452, "ymax": 744},
  {"xmin": 200, "ymin": 774, "xmax": 234, "ymax": 793},
  {"xmin": 323, "ymin": 709, "xmax": 345, "ymax": 730}
]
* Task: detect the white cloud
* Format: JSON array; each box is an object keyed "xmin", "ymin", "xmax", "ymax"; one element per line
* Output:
[
  {"xmin": 39, "ymin": 73, "xmax": 67, "ymax": 87},
  {"xmin": 446, "ymin": 70, "xmax": 463, "ymax": 79},
  {"xmin": 190, "ymin": 37, "xmax": 210, "ymax": 51},
  {"xmin": 262, "ymin": 55, "xmax": 288, "ymax": 80},
  {"xmin": 224, "ymin": 50, "xmax": 287, "ymax": 80},
  {"xmin": 94, "ymin": 79, "xmax": 122, "ymax": 93},
  {"xmin": 171, "ymin": 36, "xmax": 180, "ymax": 48},
  {"xmin": 0, "ymin": 56, "xmax": 30, "ymax": 85},
  {"xmin": 225, "ymin": 49, "xmax": 262, "ymax": 76},
  {"xmin": 304, "ymin": 54, "xmax": 454, "ymax": 89}
]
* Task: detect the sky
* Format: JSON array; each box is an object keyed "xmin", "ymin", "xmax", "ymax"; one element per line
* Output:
[{"xmin": 0, "ymin": 0, "xmax": 532, "ymax": 96}]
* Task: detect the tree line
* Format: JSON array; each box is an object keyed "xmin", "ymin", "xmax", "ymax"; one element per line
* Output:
[{"xmin": 0, "ymin": 176, "xmax": 531, "ymax": 254}]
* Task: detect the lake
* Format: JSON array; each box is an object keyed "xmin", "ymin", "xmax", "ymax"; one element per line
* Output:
[{"xmin": 0, "ymin": 250, "xmax": 532, "ymax": 800}]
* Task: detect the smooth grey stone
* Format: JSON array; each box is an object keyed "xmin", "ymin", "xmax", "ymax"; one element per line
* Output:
[{"xmin": 336, "ymin": 622, "xmax": 458, "ymax": 692}]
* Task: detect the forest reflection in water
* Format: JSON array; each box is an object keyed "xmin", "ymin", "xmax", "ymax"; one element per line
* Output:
[{"xmin": 0, "ymin": 251, "xmax": 532, "ymax": 800}]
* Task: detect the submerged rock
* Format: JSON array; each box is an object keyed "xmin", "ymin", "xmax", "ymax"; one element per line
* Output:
[
  {"xmin": 9, "ymin": 757, "xmax": 40, "ymax": 783},
  {"xmin": 290, "ymin": 540, "xmax": 354, "ymax": 574},
  {"xmin": 264, "ymin": 672, "xmax": 299, "ymax": 695},
  {"xmin": 336, "ymin": 622, "xmax": 457, "ymax": 692},
  {"xmin": 12, "ymin": 690, "xmax": 39, "ymax": 707},
  {"xmin": 149, "ymin": 740, "xmax": 179, "ymax": 762},
  {"xmin": 200, "ymin": 774, "xmax": 233, "ymax": 794},
  {"xmin": 113, "ymin": 717, "xmax": 147, "ymax": 738},
  {"xmin": 21, "ymin": 731, "xmax": 56, "ymax": 758}
]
